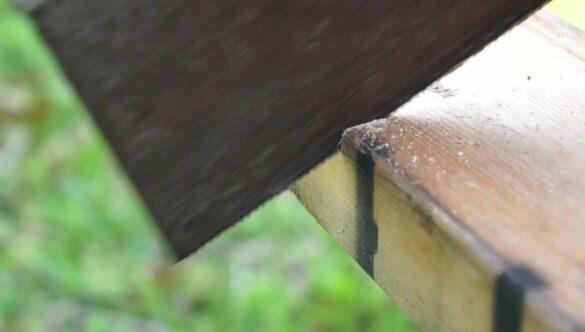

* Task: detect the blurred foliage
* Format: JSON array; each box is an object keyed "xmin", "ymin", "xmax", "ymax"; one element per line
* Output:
[
  {"xmin": 547, "ymin": 0, "xmax": 585, "ymax": 29},
  {"xmin": 0, "ymin": 0, "xmax": 583, "ymax": 331},
  {"xmin": 0, "ymin": 1, "xmax": 416, "ymax": 331}
]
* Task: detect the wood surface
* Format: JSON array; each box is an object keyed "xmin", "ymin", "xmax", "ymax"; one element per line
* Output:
[
  {"xmin": 294, "ymin": 12, "xmax": 585, "ymax": 332},
  {"xmin": 28, "ymin": 0, "xmax": 547, "ymax": 257}
]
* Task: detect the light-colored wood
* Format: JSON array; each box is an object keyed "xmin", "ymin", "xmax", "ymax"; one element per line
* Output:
[{"xmin": 294, "ymin": 12, "xmax": 585, "ymax": 332}]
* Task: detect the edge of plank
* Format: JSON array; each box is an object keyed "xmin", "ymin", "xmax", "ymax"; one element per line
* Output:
[
  {"xmin": 295, "ymin": 12, "xmax": 585, "ymax": 331},
  {"xmin": 343, "ymin": 128, "xmax": 578, "ymax": 331}
]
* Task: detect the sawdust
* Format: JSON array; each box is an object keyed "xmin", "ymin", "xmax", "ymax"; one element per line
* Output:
[{"xmin": 346, "ymin": 118, "xmax": 392, "ymax": 158}]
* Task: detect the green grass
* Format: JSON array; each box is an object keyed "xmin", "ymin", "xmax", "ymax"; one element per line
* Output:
[{"xmin": 0, "ymin": 0, "xmax": 583, "ymax": 331}]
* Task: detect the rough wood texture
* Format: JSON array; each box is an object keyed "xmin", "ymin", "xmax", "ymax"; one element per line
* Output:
[
  {"xmin": 294, "ymin": 13, "xmax": 585, "ymax": 332},
  {"xmin": 30, "ymin": 0, "xmax": 546, "ymax": 257}
]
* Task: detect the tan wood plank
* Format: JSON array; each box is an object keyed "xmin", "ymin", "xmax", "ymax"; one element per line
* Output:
[
  {"xmin": 294, "ymin": 12, "xmax": 585, "ymax": 331},
  {"xmin": 29, "ymin": 0, "xmax": 547, "ymax": 257}
]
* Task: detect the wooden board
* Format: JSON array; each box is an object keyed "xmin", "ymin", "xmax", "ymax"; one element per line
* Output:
[
  {"xmin": 294, "ymin": 12, "xmax": 585, "ymax": 332},
  {"xmin": 25, "ymin": 0, "xmax": 547, "ymax": 257}
]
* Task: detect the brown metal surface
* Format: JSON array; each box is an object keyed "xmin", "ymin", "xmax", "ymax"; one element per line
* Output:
[{"xmin": 29, "ymin": 0, "xmax": 546, "ymax": 258}]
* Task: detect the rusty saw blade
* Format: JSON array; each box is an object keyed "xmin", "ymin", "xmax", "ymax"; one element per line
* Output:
[{"xmin": 15, "ymin": 0, "xmax": 547, "ymax": 258}]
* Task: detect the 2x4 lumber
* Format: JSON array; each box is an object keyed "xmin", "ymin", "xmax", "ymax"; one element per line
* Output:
[{"xmin": 294, "ymin": 12, "xmax": 585, "ymax": 332}]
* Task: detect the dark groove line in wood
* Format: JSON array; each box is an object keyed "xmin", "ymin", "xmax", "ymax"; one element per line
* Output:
[
  {"xmin": 355, "ymin": 153, "xmax": 378, "ymax": 278},
  {"xmin": 493, "ymin": 266, "xmax": 547, "ymax": 331}
]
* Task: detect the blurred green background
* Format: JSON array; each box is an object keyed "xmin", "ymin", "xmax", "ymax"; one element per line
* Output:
[{"xmin": 0, "ymin": 1, "xmax": 582, "ymax": 331}]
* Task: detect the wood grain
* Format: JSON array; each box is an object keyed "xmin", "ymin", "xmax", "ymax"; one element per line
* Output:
[
  {"xmin": 28, "ymin": 0, "xmax": 547, "ymax": 257},
  {"xmin": 294, "ymin": 12, "xmax": 585, "ymax": 331}
]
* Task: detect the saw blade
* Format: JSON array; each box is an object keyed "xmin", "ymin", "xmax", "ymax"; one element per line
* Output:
[{"xmin": 24, "ymin": 0, "xmax": 546, "ymax": 258}]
